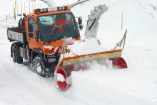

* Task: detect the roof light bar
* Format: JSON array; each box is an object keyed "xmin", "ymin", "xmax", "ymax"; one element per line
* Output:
[
  {"xmin": 34, "ymin": 6, "xmax": 70, "ymax": 14},
  {"xmin": 57, "ymin": 7, "xmax": 66, "ymax": 11},
  {"xmin": 39, "ymin": 8, "xmax": 48, "ymax": 13}
]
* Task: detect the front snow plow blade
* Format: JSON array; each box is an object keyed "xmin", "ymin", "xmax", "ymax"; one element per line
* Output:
[
  {"xmin": 63, "ymin": 49, "xmax": 123, "ymax": 66},
  {"xmin": 54, "ymin": 37, "xmax": 127, "ymax": 91}
]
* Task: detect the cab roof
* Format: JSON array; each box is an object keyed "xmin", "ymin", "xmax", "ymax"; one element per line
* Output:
[{"xmin": 27, "ymin": 6, "xmax": 72, "ymax": 18}]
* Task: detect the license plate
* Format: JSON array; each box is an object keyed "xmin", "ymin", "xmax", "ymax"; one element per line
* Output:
[{"xmin": 48, "ymin": 58, "xmax": 56, "ymax": 62}]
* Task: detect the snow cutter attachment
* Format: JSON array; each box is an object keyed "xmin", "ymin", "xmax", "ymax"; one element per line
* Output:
[
  {"xmin": 109, "ymin": 57, "xmax": 127, "ymax": 69},
  {"xmin": 54, "ymin": 3, "xmax": 127, "ymax": 91},
  {"xmin": 85, "ymin": 4, "xmax": 108, "ymax": 38},
  {"xmin": 54, "ymin": 35, "xmax": 127, "ymax": 91}
]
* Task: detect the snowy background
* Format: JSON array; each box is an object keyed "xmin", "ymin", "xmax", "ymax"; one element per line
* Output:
[{"xmin": 0, "ymin": 0, "xmax": 157, "ymax": 105}]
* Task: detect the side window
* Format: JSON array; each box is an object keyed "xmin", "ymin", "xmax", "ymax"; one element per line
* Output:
[
  {"xmin": 32, "ymin": 18, "xmax": 37, "ymax": 40},
  {"xmin": 28, "ymin": 17, "xmax": 37, "ymax": 40},
  {"xmin": 28, "ymin": 18, "xmax": 33, "ymax": 32}
]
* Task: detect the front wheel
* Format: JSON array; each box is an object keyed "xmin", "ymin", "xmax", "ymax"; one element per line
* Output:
[
  {"xmin": 32, "ymin": 55, "xmax": 45, "ymax": 76},
  {"xmin": 32, "ymin": 55, "xmax": 54, "ymax": 77}
]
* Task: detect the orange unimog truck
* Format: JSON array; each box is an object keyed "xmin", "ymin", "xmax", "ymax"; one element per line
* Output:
[
  {"xmin": 7, "ymin": 5, "xmax": 127, "ymax": 91},
  {"xmin": 7, "ymin": 6, "xmax": 83, "ymax": 77}
]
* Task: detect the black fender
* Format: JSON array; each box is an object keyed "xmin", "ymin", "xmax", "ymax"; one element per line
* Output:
[
  {"xmin": 31, "ymin": 48, "xmax": 54, "ymax": 68},
  {"xmin": 31, "ymin": 48, "xmax": 44, "ymax": 62},
  {"xmin": 31, "ymin": 48, "xmax": 59, "ymax": 70}
]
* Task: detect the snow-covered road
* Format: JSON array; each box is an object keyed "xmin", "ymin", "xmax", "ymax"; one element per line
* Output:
[{"xmin": 0, "ymin": 0, "xmax": 157, "ymax": 105}]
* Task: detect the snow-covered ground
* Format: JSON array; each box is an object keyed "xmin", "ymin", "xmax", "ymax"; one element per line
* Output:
[{"xmin": 0, "ymin": 0, "xmax": 157, "ymax": 105}]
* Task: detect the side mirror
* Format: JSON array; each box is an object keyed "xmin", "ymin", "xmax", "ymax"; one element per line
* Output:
[
  {"xmin": 79, "ymin": 24, "xmax": 83, "ymax": 30},
  {"xmin": 78, "ymin": 16, "xmax": 82, "ymax": 25},
  {"xmin": 78, "ymin": 16, "xmax": 83, "ymax": 30},
  {"xmin": 23, "ymin": 13, "xmax": 26, "ymax": 17}
]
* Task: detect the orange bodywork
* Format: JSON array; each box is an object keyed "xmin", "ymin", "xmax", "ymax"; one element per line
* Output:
[{"xmin": 26, "ymin": 10, "xmax": 80, "ymax": 55}]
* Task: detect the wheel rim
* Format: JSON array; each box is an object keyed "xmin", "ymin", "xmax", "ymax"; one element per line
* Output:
[
  {"xmin": 56, "ymin": 67, "xmax": 69, "ymax": 91},
  {"xmin": 36, "ymin": 62, "xmax": 42, "ymax": 74},
  {"xmin": 33, "ymin": 56, "xmax": 44, "ymax": 75}
]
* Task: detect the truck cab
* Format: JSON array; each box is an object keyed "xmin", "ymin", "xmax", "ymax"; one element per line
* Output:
[{"xmin": 27, "ymin": 6, "xmax": 81, "ymax": 52}]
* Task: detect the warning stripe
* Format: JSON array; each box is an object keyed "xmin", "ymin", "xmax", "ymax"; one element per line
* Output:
[
  {"xmin": 51, "ymin": 47, "xmax": 60, "ymax": 53},
  {"xmin": 54, "ymin": 47, "xmax": 60, "ymax": 53}
]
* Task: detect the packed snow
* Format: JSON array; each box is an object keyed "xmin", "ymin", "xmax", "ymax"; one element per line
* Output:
[
  {"xmin": 65, "ymin": 38, "xmax": 106, "ymax": 57},
  {"xmin": 0, "ymin": 0, "xmax": 157, "ymax": 105}
]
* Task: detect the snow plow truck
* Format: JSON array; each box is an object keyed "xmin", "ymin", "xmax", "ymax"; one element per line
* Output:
[{"xmin": 7, "ymin": 5, "xmax": 127, "ymax": 91}]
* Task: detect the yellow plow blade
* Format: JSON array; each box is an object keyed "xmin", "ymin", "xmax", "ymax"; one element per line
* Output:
[{"xmin": 63, "ymin": 49, "xmax": 122, "ymax": 66}]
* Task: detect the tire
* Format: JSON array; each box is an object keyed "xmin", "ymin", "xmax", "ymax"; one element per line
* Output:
[
  {"xmin": 32, "ymin": 55, "xmax": 54, "ymax": 77},
  {"xmin": 12, "ymin": 44, "xmax": 23, "ymax": 64},
  {"xmin": 32, "ymin": 55, "xmax": 45, "ymax": 76}
]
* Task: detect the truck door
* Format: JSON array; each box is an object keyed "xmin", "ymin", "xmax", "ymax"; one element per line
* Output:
[{"xmin": 27, "ymin": 17, "xmax": 38, "ymax": 49}]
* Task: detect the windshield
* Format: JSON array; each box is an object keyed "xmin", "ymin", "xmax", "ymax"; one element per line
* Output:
[{"xmin": 38, "ymin": 13, "xmax": 79, "ymax": 42}]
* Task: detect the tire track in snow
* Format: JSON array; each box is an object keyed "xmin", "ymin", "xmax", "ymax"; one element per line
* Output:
[
  {"xmin": 0, "ymin": 43, "xmax": 83, "ymax": 105},
  {"xmin": 68, "ymin": 70, "xmax": 156, "ymax": 105}
]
